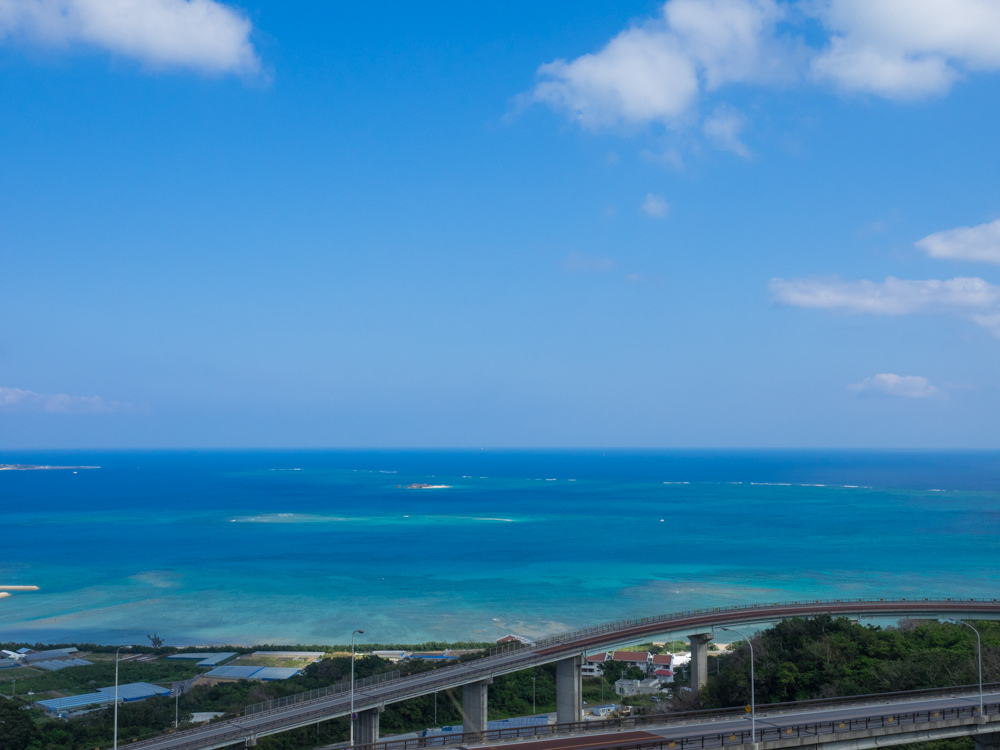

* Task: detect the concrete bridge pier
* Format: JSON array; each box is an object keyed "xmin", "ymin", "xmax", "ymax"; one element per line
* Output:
[
  {"xmin": 356, "ymin": 706, "xmax": 382, "ymax": 746},
  {"xmin": 463, "ymin": 678, "xmax": 491, "ymax": 738},
  {"xmin": 556, "ymin": 654, "xmax": 583, "ymax": 724},
  {"xmin": 689, "ymin": 633, "xmax": 714, "ymax": 691},
  {"xmin": 975, "ymin": 732, "xmax": 1000, "ymax": 750}
]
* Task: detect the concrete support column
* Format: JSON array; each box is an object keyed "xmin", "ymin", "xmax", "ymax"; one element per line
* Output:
[
  {"xmin": 689, "ymin": 633, "xmax": 714, "ymax": 691},
  {"xmin": 975, "ymin": 732, "xmax": 1000, "ymax": 750},
  {"xmin": 462, "ymin": 679, "xmax": 490, "ymax": 738},
  {"xmin": 356, "ymin": 707, "xmax": 382, "ymax": 747},
  {"xmin": 556, "ymin": 654, "xmax": 583, "ymax": 725}
]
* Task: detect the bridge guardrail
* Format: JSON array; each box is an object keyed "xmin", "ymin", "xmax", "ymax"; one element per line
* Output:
[
  {"xmin": 632, "ymin": 701, "xmax": 996, "ymax": 750},
  {"xmin": 117, "ymin": 697, "xmax": 1000, "ymax": 750},
  {"xmin": 350, "ymin": 683, "xmax": 1000, "ymax": 750},
  {"xmin": 533, "ymin": 597, "xmax": 1000, "ymax": 648},
  {"xmin": 490, "ymin": 642, "xmax": 530, "ymax": 658},
  {"xmin": 245, "ymin": 670, "xmax": 401, "ymax": 716}
]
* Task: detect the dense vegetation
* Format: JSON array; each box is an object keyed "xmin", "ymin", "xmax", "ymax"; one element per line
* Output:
[
  {"xmin": 677, "ymin": 617, "xmax": 1000, "ymax": 750},
  {"xmin": 700, "ymin": 616, "xmax": 1000, "ymax": 708}
]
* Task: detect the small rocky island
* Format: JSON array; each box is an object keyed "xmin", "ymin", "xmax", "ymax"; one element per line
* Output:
[{"xmin": 0, "ymin": 464, "xmax": 99, "ymax": 471}]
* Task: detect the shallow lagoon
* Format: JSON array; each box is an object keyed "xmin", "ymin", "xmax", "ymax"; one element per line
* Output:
[{"xmin": 2, "ymin": 450, "xmax": 999, "ymax": 645}]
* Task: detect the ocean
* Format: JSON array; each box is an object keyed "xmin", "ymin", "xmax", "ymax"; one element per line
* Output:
[{"xmin": 2, "ymin": 450, "xmax": 999, "ymax": 647}]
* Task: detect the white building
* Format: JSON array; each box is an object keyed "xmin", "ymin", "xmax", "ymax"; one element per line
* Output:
[
  {"xmin": 582, "ymin": 652, "xmax": 610, "ymax": 678},
  {"xmin": 614, "ymin": 678, "xmax": 664, "ymax": 697}
]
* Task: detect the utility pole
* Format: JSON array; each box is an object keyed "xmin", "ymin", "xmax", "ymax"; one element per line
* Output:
[
  {"xmin": 114, "ymin": 648, "xmax": 121, "ymax": 750},
  {"xmin": 720, "ymin": 627, "xmax": 755, "ymax": 745},
  {"xmin": 949, "ymin": 620, "xmax": 983, "ymax": 716}
]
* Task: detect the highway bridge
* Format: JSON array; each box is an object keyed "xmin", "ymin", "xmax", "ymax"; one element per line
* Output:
[
  {"xmin": 360, "ymin": 684, "xmax": 1000, "ymax": 750},
  {"xmin": 123, "ymin": 598, "xmax": 1000, "ymax": 750}
]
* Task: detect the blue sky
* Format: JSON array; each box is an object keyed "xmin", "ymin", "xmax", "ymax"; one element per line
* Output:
[{"xmin": 2, "ymin": 0, "xmax": 1000, "ymax": 449}]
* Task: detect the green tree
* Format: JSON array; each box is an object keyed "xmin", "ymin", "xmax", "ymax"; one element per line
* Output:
[
  {"xmin": 701, "ymin": 616, "xmax": 999, "ymax": 709},
  {"xmin": 0, "ymin": 699, "xmax": 36, "ymax": 750}
]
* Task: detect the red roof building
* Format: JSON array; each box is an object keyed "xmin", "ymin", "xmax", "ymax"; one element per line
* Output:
[
  {"xmin": 495, "ymin": 635, "xmax": 532, "ymax": 645},
  {"xmin": 612, "ymin": 651, "xmax": 652, "ymax": 663}
]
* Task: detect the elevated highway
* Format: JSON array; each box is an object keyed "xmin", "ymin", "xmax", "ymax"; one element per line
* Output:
[
  {"xmin": 123, "ymin": 598, "xmax": 1000, "ymax": 750},
  {"xmin": 448, "ymin": 686, "xmax": 1000, "ymax": 750}
]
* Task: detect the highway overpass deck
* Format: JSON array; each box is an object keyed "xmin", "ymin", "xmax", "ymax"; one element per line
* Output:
[{"xmin": 455, "ymin": 688, "xmax": 1000, "ymax": 750}]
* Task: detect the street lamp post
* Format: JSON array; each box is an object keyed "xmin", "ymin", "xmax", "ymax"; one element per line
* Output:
[
  {"xmin": 532, "ymin": 674, "xmax": 536, "ymax": 714},
  {"xmin": 948, "ymin": 619, "xmax": 984, "ymax": 716},
  {"xmin": 351, "ymin": 629, "xmax": 365, "ymax": 746},
  {"xmin": 1, "ymin": 585, "xmax": 36, "ymax": 700},
  {"xmin": 113, "ymin": 648, "xmax": 123, "ymax": 750},
  {"xmin": 720, "ymin": 626, "xmax": 756, "ymax": 745}
]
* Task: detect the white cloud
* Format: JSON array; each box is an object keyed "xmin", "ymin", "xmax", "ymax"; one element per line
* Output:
[
  {"xmin": 849, "ymin": 373, "xmax": 941, "ymax": 398},
  {"xmin": 702, "ymin": 104, "xmax": 751, "ymax": 157},
  {"xmin": 0, "ymin": 386, "xmax": 131, "ymax": 414},
  {"xmin": 532, "ymin": 0, "xmax": 791, "ymax": 129},
  {"xmin": 769, "ymin": 275, "xmax": 1000, "ymax": 314},
  {"xmin": 916, "ymin": 218, "xmax": 1000, "ymax": 264},
  {"xmin": 812, "ymin": 0, "xmax": 1000, "ymax": 98},
  {"xmin": 641, "ymin": 193, "xmax": 670, "ymax": 218},
  {"xmin": 0, "ymin": 0, "xmax": 259, "ymax": 75},
  {"xmin": 532, "ymin": 0, "xmax": 1000, "ymax": 137},
  {"xmin": 769, "ymin": 275, "xmax": 1000, "ymax": 336}
]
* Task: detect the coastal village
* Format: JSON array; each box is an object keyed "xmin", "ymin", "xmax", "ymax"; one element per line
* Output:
[{"xmin": 0, "ymin": 636, "xmax": 703, "ymax": 728}]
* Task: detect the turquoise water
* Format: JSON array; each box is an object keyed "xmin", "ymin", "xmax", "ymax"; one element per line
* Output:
[{"xmin": 2, "ymin": 450, "xmax": 999, "ymax": 646}]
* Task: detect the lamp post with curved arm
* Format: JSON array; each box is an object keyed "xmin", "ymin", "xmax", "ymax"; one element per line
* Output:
[
  {"xmin": 350, "ymin": 629, "xmax": 365, "ymax": 746},
  {"xmin": 948, "ymin": 619, "xmax": 983, "ymax": 716},
  {"xmin": 720, "ymin": 626, "xmax": 756, "ymax": 744}
]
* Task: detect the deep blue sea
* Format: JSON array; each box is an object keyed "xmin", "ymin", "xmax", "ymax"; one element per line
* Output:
[{"xmin": 2, "ymin": 450, "xmax": 1000, "ymax": 647}]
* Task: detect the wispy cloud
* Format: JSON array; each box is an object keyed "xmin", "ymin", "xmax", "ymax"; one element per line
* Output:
[
  {"xmin": 769, "ymin": 275, "xmax": 1000, "ymax": 337},
  {"xmin": 769, "ymin": 276, "xmax": 1000, "ymax": 314},
  {"xmin": 641, "ymin": 193, "xmax": 670, "ymax": 218},
  {"xmin": 561, "ymin": 252, "xmax": 617, "ymax": 273},
  {"xmin": 0, "ymin": 0, "xmax": 260, "ymax": 76},
  {"xmin": 916, "ymin": 218, "xmax": 1000, "ymax": 264},
  {"xmin": 0, "ymin": 386, "xmax": 131, "ymax": 414},
  {"xmin": 849, "ymin": 373, "xmax": 941, "ymax": 399},
  {"xmin": 702, "ymin": 104, "xmax": 751, "ymax": 157},
  {"xmin": 641, "ymin": 147, "xmax": 685, "ymax": 171}
]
